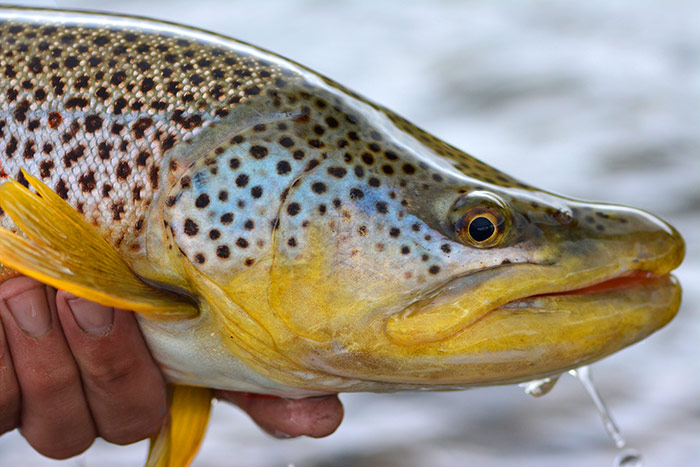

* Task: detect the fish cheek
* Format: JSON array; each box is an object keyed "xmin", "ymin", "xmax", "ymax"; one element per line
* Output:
[{"xmin": 268, "ymin": 197, "xmax": 444, "ymax": 348}]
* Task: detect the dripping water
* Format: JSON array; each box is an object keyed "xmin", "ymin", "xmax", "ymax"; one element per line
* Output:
[
  {"xmin": 518, "ymin": 375, "xmax": 560, "ymax": 397},
  {"xmin": 569, "ymin": 366, "xmax": 643, "ymax": 467}
]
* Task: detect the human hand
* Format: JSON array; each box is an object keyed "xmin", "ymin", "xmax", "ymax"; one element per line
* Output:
[{"xmin": 0, "ymin": 276, "xmax": 343, "ymax": 459}]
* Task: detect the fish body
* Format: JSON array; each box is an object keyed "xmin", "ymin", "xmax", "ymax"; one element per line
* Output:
[{"xmin": 0, "ymin": 6, "xmax": 684, "ymax": 465}]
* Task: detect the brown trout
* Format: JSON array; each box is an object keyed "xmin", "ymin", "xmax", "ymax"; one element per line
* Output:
[{"xmin": 0, "ymin": 6, "xmax": 684, "ymax": 466}]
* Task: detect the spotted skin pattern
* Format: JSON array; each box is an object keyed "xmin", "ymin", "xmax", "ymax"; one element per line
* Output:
[
  {"xmin": 0, "ymin": 7, "xmax": 525, "ymax": 275},
  {"xmin": 0, "ymin": 7, "xmax": 681, "ymax": 397}
]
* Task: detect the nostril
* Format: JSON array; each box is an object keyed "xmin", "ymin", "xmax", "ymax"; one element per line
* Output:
[{"xmin": 552, "ymin": 210, "xmax": 575, "ymax": 225}]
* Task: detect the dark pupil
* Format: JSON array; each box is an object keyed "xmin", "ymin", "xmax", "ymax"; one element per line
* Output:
[{"xmin": 469, "ymin": 216, "xmax": 495, "ymax": 242}]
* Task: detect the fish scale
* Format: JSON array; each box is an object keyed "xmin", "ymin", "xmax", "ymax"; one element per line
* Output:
[{"xmin": 0, "ymin": 8, "xmax": 301, "ymax": 247}]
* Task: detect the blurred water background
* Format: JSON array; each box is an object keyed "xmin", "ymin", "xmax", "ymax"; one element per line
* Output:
[{"xmin": 1, "ymin": 1, "xmax": 698, "ymax": 465}]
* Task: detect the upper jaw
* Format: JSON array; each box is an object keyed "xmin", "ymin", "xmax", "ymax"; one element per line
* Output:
[{"xmin": 385, "ymin": 243, "xmax": 682, "ymax": 346}]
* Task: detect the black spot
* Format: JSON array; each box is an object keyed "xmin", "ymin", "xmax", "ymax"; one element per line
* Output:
[
  {"xmin": 141, "ymin": 77, "xmax": 154, "ymax": 93},
  {"xmin": 361, "ymin": 153, "xmax": 374, "ymax": 165},
  {"xmin": 94, "ymin": 35, "xmax": 110, "ymax": 46},
  {"xmin": 349, "ymin": 188, "xmax": 364, "ymax": 200},
  {"xmin": 312, "ymin": 182, "xmax": 327, "ymax": 194},
  {"xmin": 235, "ymin": 174, "xmax": 249, "ymax": 187},
  {"xmin": 229, "ymin": 158, "xmax": 240, "ymax": 170},
  {"xmin": 209, "ymin": 229, "xmax": 221, "ymax": 240},
  {"xmin": 184, "ymin": 219, "xmax": 199, "ymax": 236},
  {"xmin": 333, "ymin": 198, "xmax": 342, "ymax": 208},
  {"xmin": 195, "ymin": 193, "xmax": 210, "ymax": 208},
  {"xmin": 244, "ymin": 219, "xmax": 255, "ymax": 230},
  {"xmin": 401, "ymin": 246, "xmax": 410, "ymax": 255},
  {"xmin": 354, "ymin": 166, "xmax": 365, "ymax": 177},
  {"xmin": 194, "ymin": 253, "xmax": 206, "ymax": 264},
  {"xmin": 368, "ymin": 177, "xmax": 381, "ymax": 187},
  {"xmin": 318, "ymin": 204, "xmax": 327, "ymax": 214},
  {"xmin": 287, "ymin": 203, "xmax": 301, "ymax": 216},
  {"xmin": 250, "ymin": 145, "xmax": 268, "ymax": 159},
  {"xmin": 251, "ymin": 186, "xmax": 263, "ymax": 198},
  {"xmin": 39, "ymin": 160, "xmax": 54, "ymax": 178},
  {"xmin": 218, "ymin": 190, "xmax": 229, "ymax": 201},
  {"xmin": 389, "ymin": 228, "xmax": 401, "ymax": 237},
  {"xmin": 402, "ymin": 164, "xmax": 416, "ymax": 175},
  {"xmin": 276, "ymin": 160, "xmax": 291, "ymax": 175},
  {"xmin": 28, "ymin": 56, "xmax": 42, "ymax": 74},
  {"xmin": 64, "ymin": 55, "xmax": 79, "ymax": 68},
  {"xmin": 441, "ymin": 244, "xmax": 452, "ymax": 254},
  {"xmin": 376, "ymin": 201, "xmax": 388, "ymax": 214},
  {"xmin": 216, "ymin": 245, "xmax": 231, "ymax": 259},
  {"xmin": 236, "ymin": 238, "xmax": 249, "ymax": 248},
  {"xmin": 382, "ymin": 165, "xmax": 394, "ymax": 175},
  {"xmin": 78, "ymin": 171, "xmax": 96, "ymax": 193},
  {"xmin": 287, "ymin": 237, "xmax": 297, "ymax": 247},
  {"xmin": 84, "ymin": 114, "xmax": 103, "ymax": 133},
  {"xmin": 327, "ymin": 167, "xmax": 347, "ymax": 178},
  {"xmin": 220, "ymin": 213, "xmax": 234, "ymax": 224},
  {"xmin": 110, "ymin": 71, "xmax": 127, "ymax": 86},
  {"xmin": 429, "ymin": 265, "xmax": 441, "ymax": 275},
  {"xmin": 116, "ymin": 161, "xmax": 131, "ymax": 180},
  {"xmin": 137, "ymin": 60, "xmax": 151, "ymax": 72},
  {"xmin": 279, "ymin": 136, "xmax": 294, "ymax": 148},
  {"xmin": 132, "ymin": 117, "xmax": 153, "ymax": 139},
  {"xmin": 244, "ymin": 85, "xmax": 260, "ymax": 95}
]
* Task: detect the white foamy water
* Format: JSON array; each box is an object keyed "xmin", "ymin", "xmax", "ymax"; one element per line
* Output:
[{"xmin": 1, "ymin": 1, "xmax": 698, "ymax": 466}]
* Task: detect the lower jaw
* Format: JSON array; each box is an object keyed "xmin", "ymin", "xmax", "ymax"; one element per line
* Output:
[{"xmin": 427, "ymin": 274, "xmax": 681, "ymax": 384}]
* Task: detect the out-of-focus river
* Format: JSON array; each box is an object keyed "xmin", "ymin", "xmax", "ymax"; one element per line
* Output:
[{"xmin": 1, "ymin": 1, "xmax": 698, "ymax": 465}]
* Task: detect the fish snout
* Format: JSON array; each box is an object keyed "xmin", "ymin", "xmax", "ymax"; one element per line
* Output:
[{"xmin": 564, "ymin": 201, "xmax": 685, "ymax": 276}]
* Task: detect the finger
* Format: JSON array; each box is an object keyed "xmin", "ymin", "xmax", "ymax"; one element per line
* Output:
[
  {"xmin": 0, "ymin": 308, "xmax": 20, "ymax": 435},
  {"xmin": 55, "ymin": 292, "xmax": 167, "ymax": 445},
  {"xmin": 216, "ymin": 391, "xmax": 343, "ymax": 438},
  {"xmin": 0, "ymin": 277, "xmax": 96, "ymax": 459}
]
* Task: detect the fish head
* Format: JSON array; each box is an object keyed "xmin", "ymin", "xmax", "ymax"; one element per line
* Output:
[
  {"xmin": 137, "ymin": 103, "xmax": 683, "ymax": 390},
  {"xmin": 258, "ymin": 106, "xmax": 684, "ymax": 387}
]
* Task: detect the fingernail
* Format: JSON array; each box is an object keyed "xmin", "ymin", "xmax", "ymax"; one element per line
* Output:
[
  {"xmin": 67, "ymin": 297, "xmax": 114, "ymax": 336},
  {"xmin": 5, "ymin": 286, "xmax": 52, "ymax": 337}
]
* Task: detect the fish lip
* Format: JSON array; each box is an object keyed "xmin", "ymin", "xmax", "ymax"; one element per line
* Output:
[{"xmin": 502, "ymin": 270, "xmax": 671, "ymax": 307}]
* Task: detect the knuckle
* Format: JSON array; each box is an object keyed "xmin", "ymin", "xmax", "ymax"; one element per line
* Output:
[
  {"xmin": 83, "ymin": 353, "xmax": 139, "ymax": 389},
  {"xmin": 23, "ymin": 364, "xmax": 80, "ymax": 401}
]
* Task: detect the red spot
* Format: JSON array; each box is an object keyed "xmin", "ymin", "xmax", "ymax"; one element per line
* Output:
[{"xmin": 48, "ymin": 112, "xmax": 62, "ymax": 129}]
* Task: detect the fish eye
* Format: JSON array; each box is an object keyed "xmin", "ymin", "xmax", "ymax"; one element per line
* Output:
[
  {"xmin": 468, "ymin": 215, "xmax": 497, "ymax": 243},
  {"xmin": 450, "ymin": 192, "xmax": 509, "ymax": 248}
]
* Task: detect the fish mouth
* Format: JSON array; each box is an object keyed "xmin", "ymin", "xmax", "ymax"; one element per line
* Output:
[
  {"xmin": 385, "ymin": 263, "xmax": 681, "ymax": 347},
  {"xmin": 508, "ymin": 270, "xmax": 669, "ymax": 303}
]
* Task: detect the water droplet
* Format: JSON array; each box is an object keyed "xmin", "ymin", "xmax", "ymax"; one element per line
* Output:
[
  {"xmin": 519, "ymin": 375, "xmax": 560, "ymax": 397},
  {"xmin": 569, "ymin": 366, "xmax": 643, "ymax": 466}
]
